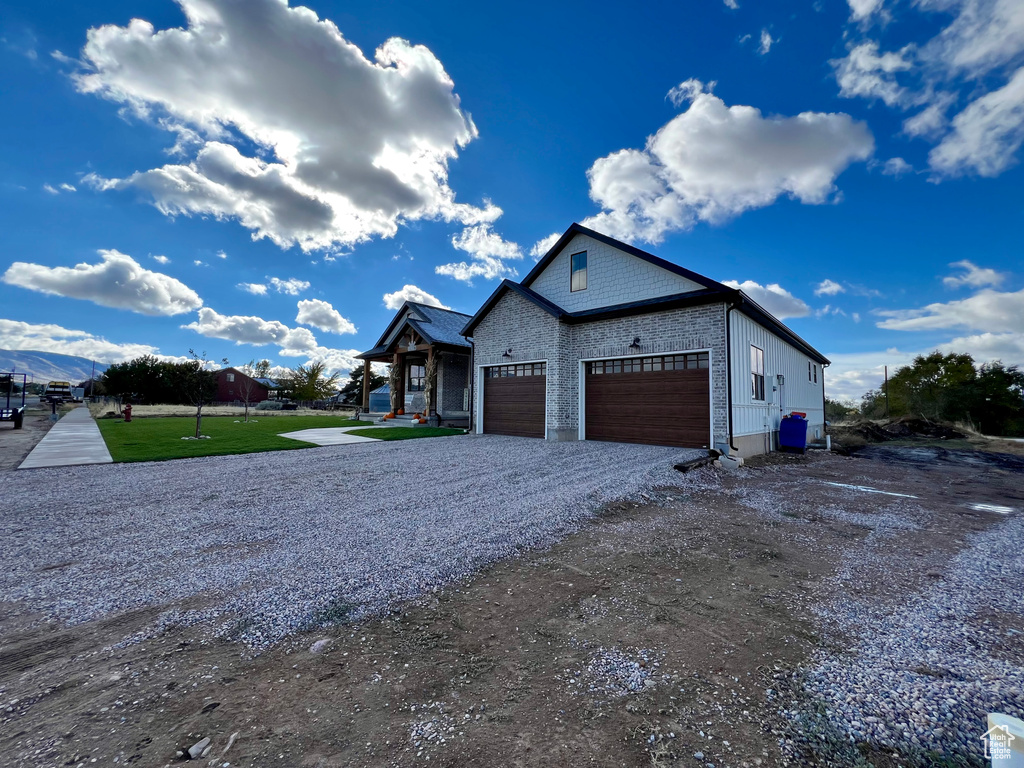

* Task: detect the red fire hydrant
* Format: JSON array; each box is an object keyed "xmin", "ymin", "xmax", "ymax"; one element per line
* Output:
[{"xmin": 124, "ymin": 404, "xmax": 132, "ymax": 422}]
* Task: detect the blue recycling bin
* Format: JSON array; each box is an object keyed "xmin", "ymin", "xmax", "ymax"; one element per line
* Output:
[{"xmin": 779, "ymin": 413, "xmax": 808, "ymax": 453}]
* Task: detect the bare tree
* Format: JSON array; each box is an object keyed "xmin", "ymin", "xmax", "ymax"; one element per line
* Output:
[
  {"xmin": 237, "ymin": 360, "xmax": 258, "ymax": 423},
  {"xmin": 180, "ymin": 350, "xmax": 218, "ymax": 439}
]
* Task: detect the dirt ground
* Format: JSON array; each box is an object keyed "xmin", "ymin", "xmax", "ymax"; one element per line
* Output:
[
  {"xmin": 0, "ymin": 403, "xmax": 63, "ymax": 471},
  {"xmin": 1, "ymin": 444, "xmax": 1021, "ymax": 767}
]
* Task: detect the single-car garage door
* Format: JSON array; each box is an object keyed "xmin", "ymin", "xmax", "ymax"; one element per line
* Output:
[
  {"xmin": 585, "ymin": 352, "xmax": 710, "ymax": 448},
  {"xmin": 483, "ymin": 362, "xmax": 546, "ymax": 438}
]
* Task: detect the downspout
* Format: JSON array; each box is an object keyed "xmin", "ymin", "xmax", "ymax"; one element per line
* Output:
[
  {"xmin": 725, "ymin": 302, "xmax": 740, "ymax": 454},
  {"xmin": 821, "ymin": 361, "xmax": 830, "ymax": 434},
  {"xmin": 467, "ymin": 339, "xmax": 475, "ymax": 433}
]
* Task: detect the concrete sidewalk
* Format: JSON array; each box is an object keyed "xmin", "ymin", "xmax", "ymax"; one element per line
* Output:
[
  {"xmin": 19, "ymin": 406, "xmax": 113, "ymax": 469},
  {"xmin": 278, "ymin": 426, "xmax": 381, "ymax": 446}
]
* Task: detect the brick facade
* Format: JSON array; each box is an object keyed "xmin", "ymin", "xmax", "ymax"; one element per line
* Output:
[{"xmin": 472, "ymin": 290, "xmax": 729, "ymax": 444}]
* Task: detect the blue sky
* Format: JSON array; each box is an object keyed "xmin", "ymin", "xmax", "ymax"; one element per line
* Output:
[{"xmin": 1, "ymin": 0, "xmax": 1022, "ymax": 400}]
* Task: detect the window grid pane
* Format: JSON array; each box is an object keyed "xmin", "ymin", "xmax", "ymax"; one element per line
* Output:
[{"xmin": 587, "ymin": 353, "xmax": 709, "ymax": 374}]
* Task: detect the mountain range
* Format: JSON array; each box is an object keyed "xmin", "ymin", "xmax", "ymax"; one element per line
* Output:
[{"xmin": 0, "ymin": 350, "xmax": 110, "ymax": 384}]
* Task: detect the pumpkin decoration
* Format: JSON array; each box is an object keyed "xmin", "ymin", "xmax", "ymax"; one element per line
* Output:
[
  {"xmin": 397, "ymin": 408, "xmax": 405, "ymax": 415},
  {"xmin": 385, "ymin": 412, "xmax": 394, "ymax": 419},
  {"xmin": 418, "ymin": 417, "xmax": 427, "ymax": 424}
]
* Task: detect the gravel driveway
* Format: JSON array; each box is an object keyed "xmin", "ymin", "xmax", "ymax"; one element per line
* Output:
[{"xmin": 1, "ymin": 435, "xmax": 700, "ymax": 647}]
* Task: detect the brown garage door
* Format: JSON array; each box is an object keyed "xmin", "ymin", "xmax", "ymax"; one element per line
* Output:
[
  {"xmin": 585, "ymin": 353, "xmax": 710, "ymax": 448},
  {"xmin": 483, "ymin": 362, "xmax": 546, "ymax": 438}
]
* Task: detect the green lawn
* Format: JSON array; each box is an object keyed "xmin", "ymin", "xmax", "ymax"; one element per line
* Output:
[
  {"xmin": 97, "ymin": 415, "xmax": 367, "ymax": 463},
  {"xmin": 346, "ymin": 427, "xmax": 465, "ymax": 441}
]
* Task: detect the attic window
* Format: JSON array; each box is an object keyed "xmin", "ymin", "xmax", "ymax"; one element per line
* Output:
[
  {"xmin": 570, "ymin": 251, "xmax": 587, "ymax": 292},
  {"xmin": 226, "ymin": 373, "xmax": 235, "ymax": 382}
]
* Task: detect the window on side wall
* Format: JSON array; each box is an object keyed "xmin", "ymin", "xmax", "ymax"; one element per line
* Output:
[
  {"xmin": 226, "ymin": 373, "xmax": 235, "ymax": 382},
  {"xmin": 570, "ymin": 251, "xmax": 587, "ymax": 292},
  {"xmin": 751, "ymin": 345, "xmax": 765, "ymax": 401},
  {"xmin": 814, "ymin": 364, "xmax": 818, "ymax": 383}
]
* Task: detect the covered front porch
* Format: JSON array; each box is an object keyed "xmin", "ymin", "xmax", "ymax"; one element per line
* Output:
[{"xmin": 356, "ymin": 301, "xmax": 473, "ymax": 427}]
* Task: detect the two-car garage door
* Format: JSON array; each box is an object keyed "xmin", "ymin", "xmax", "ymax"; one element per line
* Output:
[
  {"xmin": 584, "ymin": 352, "xmax": 710, "ymax": 449},
  {"xmin": 481, "ymin": 353, "xmax": 710, "ymax": 448}
]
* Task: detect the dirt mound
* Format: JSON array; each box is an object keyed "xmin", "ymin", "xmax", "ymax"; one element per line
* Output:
[{"xmin": 833, "ymin": 417, "xmax": 965, "ymax": 448}]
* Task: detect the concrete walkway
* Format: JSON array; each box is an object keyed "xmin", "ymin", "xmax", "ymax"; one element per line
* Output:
[
  {"xmin": 277, "ymin": 426, "xmax": 381, "ymax": 446},
  {"xmin": 19, "ymin": 406, "xmax": 113, "ymax": 470}
]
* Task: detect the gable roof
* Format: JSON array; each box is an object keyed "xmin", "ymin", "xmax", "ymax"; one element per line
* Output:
[
  {"xmin": 521, "ymin": 222, "xmax": 727, "ymax": 292},
  {"xmin": 358, "ymin": 301, "xmax": 472, "ymax": 359},
  {"xmin": 463, "ymin": 224, "xmax": 830, "ymax": 365},
  {"xmin": 461, "ymin": 279, "xmax": 567, "ymax": 336}
]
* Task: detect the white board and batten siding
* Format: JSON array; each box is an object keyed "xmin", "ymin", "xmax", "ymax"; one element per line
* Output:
[{"xmin": 729, "ymin": 310, "xmax": 825, "ymax": 440}]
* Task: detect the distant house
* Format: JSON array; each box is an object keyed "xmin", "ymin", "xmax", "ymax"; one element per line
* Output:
[
  {"xmin": 214, "ymin": 367, "xmax": 272, "ymax": 405},
  {"xmin": 356, "ymin": 301, "xmax": 472, "ymax": 426}
]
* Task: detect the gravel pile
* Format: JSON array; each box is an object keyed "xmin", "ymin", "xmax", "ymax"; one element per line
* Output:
[
  {"xmin": 0, "ymin": 436, "xmax": 700, "ymax": 648},
  {"xmin": 788, "ymin": 514, "xmax": 1024, "ymax": 763},
  {"xmin": 565, "ymin": 646, "xmax": 667, "ymax": 697}
]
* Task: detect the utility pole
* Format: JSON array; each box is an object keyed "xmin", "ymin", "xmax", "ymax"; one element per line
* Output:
[
  {"xmin": 90, "ymin": 360, "xmax": 96, "ymax": 398},
  {"xmin": 884, "ymin": 365, "xmax": 890, "ymax": 419}
]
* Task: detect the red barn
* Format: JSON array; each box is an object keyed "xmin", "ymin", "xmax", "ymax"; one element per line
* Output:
[{"xmin": 214, "ymin": 367, "xmax": 271, "ymax": 405}]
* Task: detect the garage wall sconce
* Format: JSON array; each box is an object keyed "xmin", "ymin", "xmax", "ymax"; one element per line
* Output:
[
  {"xmin": 628, "ymin": 337, "xmax": 642, "ymax": 351},
  {"xmin": 502, "ymin": 348, "xmax": 513, "ymax": 359}
]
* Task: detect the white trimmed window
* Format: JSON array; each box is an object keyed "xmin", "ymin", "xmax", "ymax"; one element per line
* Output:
[
  {"xmin": 570, "ymin": 251, "xmax": 587, "ymax": 292},
  {"xmin": 751, "ymin": 345, "xmax": 765, "ymax": 401}
]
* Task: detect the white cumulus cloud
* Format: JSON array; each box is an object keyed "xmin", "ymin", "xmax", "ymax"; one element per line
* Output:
[
  {"xmin": 880, "ymin": 157, "xmax": 913, "ymax": 176},
  {"xmin": 942, "ymin": 260, "xmax": 1006, "ymax": 289},
  {"xmin": 759, "ymin": 29, "xmax": 775, "ymax": 56},
  {"xmin": 0, "ymin": 318, "xmax": 166, "ymax": 363},
  {"xmin": 929, "ymin": 66, "xmax": 1024, "ymax": 177},
  {"xmin": 435, "ymin": 223, "xmax": 522, "ymax": 283},
  {"xmin": 847, "ymin": 0, "xmax": 886, "ymax": 22},
  {"xmin": 579, "ymin": 80, "xmax": 873, "ymax": 244},
  {"xmin": 183, "ymin": 307, "xmax": 317, "ymax": 350},
  {"xmin": 269, "ymin": 277, "xmax": 310, "ymax": 296},
  {"xmin": 238, "ymin": 282, "xmax": 268, "ymax": 295},
  {"xmin": 382, "ymin": 284, "xmax": 450, "ymax": 310},
  {"xmin": 833, "ymin": 41, "xmax": 916, "ymax": 107},
  {"xmin": 295, "ymin": 298, "xmax": 356, "ymax": 335},
  {"xmin": 529, "ymin": 232, "xmax": 562, "ymax": 261},
  {"xmin": 723, "ymin": 279, "xmax": 811, "ymax": 319},
  {"xmin": 833, "ymin": 0, "xmax": 1024, "ymax": 177},
  {"xmin": 72, "ymin": 0, "xmax": 501, "ymax": 253},
  {"xmin": 2, "ymin": 250, "xmax": 202, "ymax": 316},
  {"xmin": 815, "ymin": 279, "xmax": 846, "ymax": 296},
  {"xmin": 875, "ymin": 287, "xmax": 1024, "ymax": 332}
]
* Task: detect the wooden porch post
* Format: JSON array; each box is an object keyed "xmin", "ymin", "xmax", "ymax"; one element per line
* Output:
[
  {"xmin": 361, "ymin": 359, "xmax": 371, "ymax": 412},
  {"xmin": 426, "ymin": 346, "xmax": 435, "ymax": 417},
  {"xmin": 392, "ymin": 351, "xmax": 404, "ymax": 413}
]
